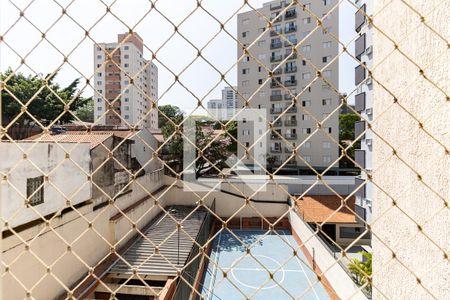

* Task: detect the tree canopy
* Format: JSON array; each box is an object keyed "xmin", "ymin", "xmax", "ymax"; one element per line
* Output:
[{"xmin": 1, "ymin": 69, "xmax": 90, "ymax": 139}]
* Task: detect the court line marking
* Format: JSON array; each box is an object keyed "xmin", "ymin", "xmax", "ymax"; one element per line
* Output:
[
  {"xmin": 207, "ymin": 230, "xmax": 223, "ymax": 300},
  {"xmin": 283, "ymin": 232, "xmax": 320, "ymax": 300},
  {"xmin": 222, "ymin": 267, "xmax": 302, "ymax": 273},
  {"xmin": 230, "ymin": 254, "xmax": 286, "ymax": 290}
]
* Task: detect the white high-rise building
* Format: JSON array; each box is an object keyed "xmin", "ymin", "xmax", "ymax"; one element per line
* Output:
[
  {"xmin": 207, "ymin": 86, "xmax": 238, "ymax": 121},
  {"xmin": 237, "ymin": 0, "xmax": 340, "ymax": 171},
  {"xmin": 93, "ymin": 32, "xmax": 158, "ymax": 129},
  {"xmin": 354, "ymin": 0, "xmax": 373, "ymax": 222}
]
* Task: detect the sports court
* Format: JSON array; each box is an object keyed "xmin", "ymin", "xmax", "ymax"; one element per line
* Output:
[{"xmin": 199, "ymin": 230, "xmax": 330, "ymax": 299}]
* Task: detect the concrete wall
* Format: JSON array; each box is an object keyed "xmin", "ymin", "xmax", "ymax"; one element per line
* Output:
[
  {"xmin": 372, "ymin": 1, "xmax": 449, "ymax": 299},
  {"xmin": 289, "ymin": 210, "xmax": 367, "ymax": 300},
  {"xmin": 0, "ymin": 142, "xmax": 91, "ymax": 228}
]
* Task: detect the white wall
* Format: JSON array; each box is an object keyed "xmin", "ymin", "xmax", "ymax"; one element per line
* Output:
[
  {"xmin": 131, "ymin": 128, "xmax": 163, "ymax": 173},
  {"xmin": 372, "ymin": 1, "xmax": 449, "ymax": 299},
  {"xmin": 289, "ymin": 210, "xmax": 367, "ymax": 300},
  {"xmin": 0, "ymin": 142, "xmax": 91, "ymax": 228}
]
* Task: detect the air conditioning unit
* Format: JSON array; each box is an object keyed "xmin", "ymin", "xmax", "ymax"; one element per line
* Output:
[
  {"xmin": 366, "ymin": 139, "xmax": 372, "ymax": 146},
  {"xmin": 366, "ymin": 77, "xmax": 373, "ymax": 86},
  {"xmin": 366, "ymin": 107, "xmax": 373, "ymax": 115},
  {"xmin": 366, "ymin": 45, "xmax": 373, "ymax": 55}
]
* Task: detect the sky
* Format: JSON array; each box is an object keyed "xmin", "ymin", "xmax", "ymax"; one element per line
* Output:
[{"xmin": 0, "ymin": 0, "xmax": 357, "ymax": 114}]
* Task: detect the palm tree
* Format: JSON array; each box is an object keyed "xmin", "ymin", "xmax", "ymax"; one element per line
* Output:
[{"xmin": 348, "ymin": 251, "xmax": 372, "ymax": 293}]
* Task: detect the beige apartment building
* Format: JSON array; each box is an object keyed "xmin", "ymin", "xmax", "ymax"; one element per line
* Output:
[
  {"xmin": 94, "ymin": 32, "xmax": 158, "ymax": 129},
  {"xmin": 237, "ymin": 0, "xmax": 339, "ymax": 171}
]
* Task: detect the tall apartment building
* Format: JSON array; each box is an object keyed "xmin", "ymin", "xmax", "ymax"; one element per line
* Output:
[
  {"xmin": 354, "ymin": 0, "xmax": 373, "ymax": 222},
  {"xmin": 207, "ymin": 86, "xmax": 238, "ymax": 120},
  {"xmin": 237, "ymin": 0, "xmax": 339, "ymax": 170},
  {"xmin": 94, "ymin": 32, "xmax": 158, "ymax": 129}
]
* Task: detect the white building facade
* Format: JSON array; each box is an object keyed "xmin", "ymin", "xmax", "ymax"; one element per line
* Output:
[
  {"xmin": 237, "ymin": 0, "xmax": 340, "ymax": 170},
  {"xmin": 94, "ymin": 32, "xmax": 158, "ymax": 129},
  {"xmin": 207, "ymin": 86, "xmax": 238, "ymax": 121},
  {"xmin": 354, "ymin": 0, "xmax": 373, "ymax": 222}
]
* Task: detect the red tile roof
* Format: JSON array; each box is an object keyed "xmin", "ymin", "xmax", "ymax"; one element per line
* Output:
[
  {"xmin": 296, "ymin": 195, "xmax": 357, "ymax": 223},
  {"xmin": 26, "ymin": 132, "xmax": 114, "ymax": 149}
]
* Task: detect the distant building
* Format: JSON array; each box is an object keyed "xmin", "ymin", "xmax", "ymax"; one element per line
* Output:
[
  {"xmin": 207, "ymin": 86, "xmax": 238, "ymax": 121},
  {"xmin": 94, "ymin": 32, "xmax": 158, "ymax": 129},
  {"xmin": 237, "ymin": 0, "xmax": 340, "ymax": 170},
  {"xmin": 354, "ymin": 0, "xmax": 373, "ymax": 222}
]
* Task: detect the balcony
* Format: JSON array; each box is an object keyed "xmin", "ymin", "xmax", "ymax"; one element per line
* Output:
[
  {"xmin": 270, "ymin": 94, "xmax": 282, "ymax": 101},
  {"xmin": 270, "ymin": 107, "xmax": 283, "ymax": 114},
  {"xmin": 355, "ymin": 92, "xmax": 366, "ymax": 112},
  {"xmin": 285, "ymin": 147, "xmax": 295, "ymax": 153},
  {"xmin": 284, "ymin": 79, "xmax": 297, "ymax": 86},
  {"xmin": 270, "ymin": 134, "xmax": 282, "ymax": 140},
  {"xmin": 285, "ymin": 133, "xmax": 297, "ymax": 140},
  {"xmin": 285, "ymin": 26, "xmax": 297, "ymax": 33},
  {"xmin": 285, "ymin": 11, "xmax": 297, "ymax": 20},
  {"xmin": 285, "ymin": 119, "xmax": 297, "ymax": 126},
  {"xmin": 270, "ymin": 16, "xmax": 282, "ymax": 23},
  {"xmin": 270, "ymin": 29, "xmax": 282, "ymax": 36},
  {"xmin": 285, "ymin": 52, "xmax": 297, "ymax": 60},
  {"xmin": 270, "ymin": 41, "xmax": 282, "ymax": 49},
  {"xmin": 273, "ymin": 68, "xmax": 282, "ymax": 75},
  {"xmin": 285, "ymin": 66, "xmax": 297, "ymax": 73},
  {"xmin": 270, "ymin": 2, "xmax": 283, "ymax": 10},
  {"xmin": 355, "ymin": 121, "xmax": 366, "ymax": 140},
  {"xmin": 286, "ymin": 106, "xmax": 297, "ymax": 113},
  {"xmin": 355, "ymin": 4, "xmax": 366, "ymax": 32},
  {"xmin": 273, "ymin": 120, "xmax": 282, "ymax": 127},
  {"xmin": 270, "ymin": 55, "xmax": 283, "ymax": 62},
  {"xmin": 355, "ymin": 33, "xmax": 366, "ymax": 58},
  {"xmin": 270, "ymin": 148, "xmax": 282, "ymax": 153},
  {"xmin": 355, "ymin": 149, "xmax": 366, "ymax": 169},
  {"xmin": 284, "ymin": 40, "xmax": 297, "ymax": 47},
  {"xmin": 270, "ymin": 81, "xmax": 281, "ymax": 88},
  {"xmin": 355, "ymin": 64, "xmax": 366, "ymax": 85},
  {"xmin": 284, "ymin": 93, "xmax": 294, "ymax": 100}
]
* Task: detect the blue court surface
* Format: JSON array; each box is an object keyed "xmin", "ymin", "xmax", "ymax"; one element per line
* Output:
[{"xmin": 199, "ymin": 230, "xmax": 330, "ymax": 299}]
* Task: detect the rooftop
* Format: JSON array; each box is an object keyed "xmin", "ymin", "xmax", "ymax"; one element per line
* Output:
[{"xmin": 296, "ymin": 195, "xmax": 357, "ymax": 223}]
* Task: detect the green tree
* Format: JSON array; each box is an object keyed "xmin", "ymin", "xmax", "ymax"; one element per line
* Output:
[
  {"xmin": 158, "ymin": 104, "xmax": 183, "ymax": 128},
  {"xmin": 339, "ymin": 113, "xmax": 360, "ymax": 141},
  {"xmin": 348, "ymin": 251, "xmax": 372, "ymax": 293},
  {"xmin": 1, "ymin": 69, "xmax": 90, "ymax": 139},
  {"xmin": 75, "ymin": 99, "xmax": 94, "ymax": 123},
  {"xmin": 266, "ymin": 155, "xmax": 278, "ymax": 172},
  {"xmin": 339, "ymin": 113, "xmax": 361, "ymax": 169}
]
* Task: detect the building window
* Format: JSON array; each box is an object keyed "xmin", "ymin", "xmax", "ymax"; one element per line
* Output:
[
  {"xmin": 302, "ymin": 72, "xmax": 311, "ymax": 80},
  {"xmin": 242, "ymin": 68, "xmax": 250, "ymax": 74},
  {"xmin": 242, "ymin": 18, "xmax": 250, "ymax": 25},
  {"xmin": 258, "ymin": 54, "xmax": 267, "ymax": 60},
  {"xmin": 304, "ymin": 155, "xmax": 311, "ymax": 162},
  {"xmin": 323, "ymin": 142, "xmax": 331, "ymax": 149},
  {"xmin": 27, "ymin": 176, "xmax": 44, "ymax": 206},
  {"xmin": 303, "ymin": 17, "xmax": 311, "ymax": 24},
  {"xmin": 323, "ymin": 41, "xmax": 332, "ymax": 48},
  {"xmin": 124, "ymin": 115, "xmax": 129, "ymax": 119},
  {"xmin": 96, "ymin": 55, "xmax": 102, "ymax": 59},
  {"xmin": 124, "ymin": 98, "xmax": 129, "ymax": 102},
  {"xmin": 323, "ymin": 155, "xmax": 331, "ymax": 163},
  {"xmin": 124, "ymin": 63, "xmax": 129, "ymax": 67},
  {"xmin": 301, "ymin": 45, "xmax": 311, "ymax": 52},
  {"xmin": 97, "ymin": 107, "xmax": 102, "ymax": 111},
  {"xmin": 125, "ymin": 106, "xmax": 129, "ymax": 111},
  {"xmin": 258, "ymin": 40, "xmax": 266, "ymax": 47},
  {"xmin": 124, "ymin": 54, "xmax": 129, "ymax": 59},
  {"xmin": 124, "ymin": 46, "xmax": 129, "ymax": 50},
  {"xmin": 322, "ymin": 98, "xmax": 332, "ymax": 106},
  {"xmin": 322, "ymin": 56, "xmax": 331, "ymax": 63},
  {"xmin": 323, "ymin": 70, "xmax": 332, "ymax": 78},
  {"xmin": 303, "ymin": 141, "xmax": 311, "ymax": 148},
  {"xmin": 242, "ymin": 31, "xmax": 249, "ymax": 38},
  {"xmin": 323, "ymin": 0, "xmax": 329, "ymax": 5},
  {"xmin": 302, "ymin": 100, "xmax": 311, "ymax": 107},
  {"xmin": 302, "ymin": 114, "xmax": 310, "ymax": 121},
  {"xmin": 243, "ymin": 129, "xmax": 250, "ymax": 136},
  {"xmin": 245, "ymin": 142, "xmax": 250, "ymax": 147},
  {"xmin": 242, "ymin": 80, "xmax": 249, "ymax": 87},
  {"xmin": 303, "ymin": 128, "xmax": 312, "ymax": 134},
  {"xmin": 258, "ymin": 79, "xmax": 263, "ymax": 84}
]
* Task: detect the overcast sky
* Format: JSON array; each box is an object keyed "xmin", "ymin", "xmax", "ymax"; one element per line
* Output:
[{"xmin": 0, "ymin": 0, "xmax": 357, "ymax": 114}]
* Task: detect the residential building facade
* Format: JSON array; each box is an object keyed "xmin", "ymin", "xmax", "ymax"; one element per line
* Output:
[
  {"xmin": 94, "ymin": 32, "xmax": 158, "ymax": 129},
  {"xmin": 354, "ymin": 0, "xmax": 373, "ymax": 222},
  {"xmin": 237, "ymin": 0, "xmax": 340, "ymax": 170},
  {"xmin": 207, "ymin": 86, "xmax": 238, "ymax": 121}
]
